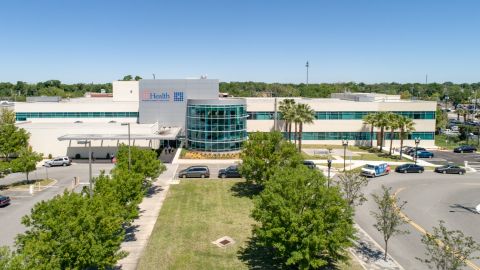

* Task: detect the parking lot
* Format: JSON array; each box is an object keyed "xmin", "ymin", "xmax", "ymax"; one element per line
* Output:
[
  {"xmin": 174, "ymin": 163, "xmax": 239, "ymax": 179},
  {"xmin": 0, "ymin": 163, "xmax": 114, "ymax": 247},
  {"xmin": 429, "ymin": 150, "xmax": 480, "ymax": 171}
]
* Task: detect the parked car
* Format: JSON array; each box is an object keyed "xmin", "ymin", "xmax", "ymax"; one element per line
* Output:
[
  {"xmin": 413, "ymin": 151, "xmax": 434, "ymax": 158},
  {"xmin": 406, "ymin": 147, "xmax": 426, "ymax": 155},
  {"xmin": 218, "ymin": 165, "xmax": 241, "ymax": 178},
  {"xmin": 0, "ymin": 195, "xmax": 10, "ymax": 207},
  {"xmin": 303, "ymin": 160, "xmax": 317, "ymax": 169},
  {"xmin": 453, "ymin": 145, "xmax": 477, "ymax": 153},
  {"xmin": 434, "ymin": 164, "xmax": 466, "ymax": 175},
  {"xmin": 395, "ymin": 164, "xmax": 424, "ymax": 173},
  {"xmin": 178, "ymin": 166, "xmax": 210, "ymax": 178},
  {"xmin": 44, "ymin": 156, "xmax": 72, "ymax": 167},
  {"xmin": 361, "ymin": 163, "xmax": 390, "ymax": 177}
]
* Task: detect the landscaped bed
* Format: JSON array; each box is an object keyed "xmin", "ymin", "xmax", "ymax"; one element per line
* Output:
[{"xmin": 137, "ymin": 179, "xmax": 363, "ymax": 270}]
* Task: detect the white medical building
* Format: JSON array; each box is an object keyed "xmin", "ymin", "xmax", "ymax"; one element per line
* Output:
[{"xmin": 11, "ymin": 78, "xmax": 437, "ymax": 158}]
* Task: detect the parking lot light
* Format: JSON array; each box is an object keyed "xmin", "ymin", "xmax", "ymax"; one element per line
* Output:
[
  {"xmin": 342, "ymin": 139, "xmax": 348, "ymax": 172},
  {"xmin": 77, "ymin": 140, "xmax": 93, "ymax": 198},
  {"xmin": 121, "ymin": 123, "xmax": 131, "ymax": 171},
  {"xmin": 414, "ymin": 137, "xmax": 421, "ymax": 165}
]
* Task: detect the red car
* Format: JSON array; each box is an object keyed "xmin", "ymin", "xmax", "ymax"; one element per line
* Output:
[{"xmin": 0, "ymin": 195, "xmax": 10, "ymax": 207}]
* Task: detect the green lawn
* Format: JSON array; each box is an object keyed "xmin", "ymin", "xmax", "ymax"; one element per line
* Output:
[
  {"xmin": 435, "ymin": 134, "xmax": 480, "ymax": 150},
  {"xmin": 0, "ymin": 178, "xmax": 54, "ymax": 191},
  {"xmin": 137, "ymin": 180, "xmax": 363, "ymax": 270}
]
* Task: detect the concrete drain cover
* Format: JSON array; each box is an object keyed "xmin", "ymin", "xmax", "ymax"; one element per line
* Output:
[{"xmin": 212, "ymin": 236, "xmax": 235, "ymax": 247}]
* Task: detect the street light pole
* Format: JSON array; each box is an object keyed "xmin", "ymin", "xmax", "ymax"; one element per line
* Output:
[
  {"xmin": 78, "ymin": 140, "xmax": 93, "ymax": 198},
  {"xmin": 327, "ymin": 159, "xmax": 332, "ymax": 188},
  {"xmin": 414, "ymin": 137, "xmax": 421, "ymax": 165},
  {"xmin": 342, "ymin": 139, "xmax": 348, "ymax": 172},
  {"xmin": 305, "ymin": 61, "xmax": 309, "ymax": 87},
  {"xmin": 122, "ymin": 123, "xmax": 131, "ymax": 171}
]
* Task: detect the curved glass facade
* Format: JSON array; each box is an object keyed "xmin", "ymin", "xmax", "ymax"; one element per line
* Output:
[{"xmin": 187, "ymin": 100, "xmax": 247, "ymax": 152}]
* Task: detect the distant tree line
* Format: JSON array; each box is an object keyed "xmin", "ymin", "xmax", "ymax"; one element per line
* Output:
[{"xmin": 220, "ymin": 81, "xmax": 480, "ymax": 105}]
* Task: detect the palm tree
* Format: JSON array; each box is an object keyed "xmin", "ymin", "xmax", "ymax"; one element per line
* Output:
[
  {"xmin": 295, "ymin": 103, "xmax": 315, "ymax": 152},
  {"xmin": 279, "ymin": 99, "xmax": 296, "ymax": 142},
  {"xmin": 457, "ymin": 107, "xmax": 468, "ymax": 123},
  {"xmin": 374, "ymin": 112, "xmax": 390, "ymax": 151},
  {"xmin": 363, "ymin": 113, "xmax": 378, "ymax": 148},
  {"xmin": 387, "ymin": 113, "xmax": 400, "ymax": 155},
  {"xmin": 397, "ymin": 116, "xmax": 416, "ymax": 159}
]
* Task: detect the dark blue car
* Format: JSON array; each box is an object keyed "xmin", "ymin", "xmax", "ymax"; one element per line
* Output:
[{"xmin": 414, "ymin": 151, "xmax": 434, "ymax": 158}]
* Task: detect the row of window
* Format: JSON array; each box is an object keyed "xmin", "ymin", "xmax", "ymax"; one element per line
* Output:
[
  {"xmin": 16, "ymin": 112, "xmax": 138, "ymax": 121},
  {"xmin": 247, "ymin": 111, "xmax": 435, "ymax": 120},
  {"xmin": 188, "ymin": 141, "xmax": 244, "ymax": 152},
  {"xmin": 284, "ymin": 132, "xmax": 435, "ymax": 140},
  {"xmin": 187, "ymin": 105, "xmax": 247, "ymax": 119},
  {"xmin": 187, "ymin": 130, "xmax": 247, "ymax": 142}
]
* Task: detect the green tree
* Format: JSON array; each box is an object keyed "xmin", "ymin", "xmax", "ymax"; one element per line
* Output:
[
  {"xmin": 279, "ymin": 99, "xmax": 296, "ymax": 142},
  {"xmin": 387, "ymin": 113, "xmax": 400, "ymax": 155},
  {"xmin": 0, "ymin": 108, "xmax": 15, "ymax": 124},
  {"xmin": 397, "ymin": 116, "xmax": 416, "ymax": 159},
  {"xmin": 10, "ymin": 147, "xmax": 42, "ymax": 182},
  {"xmin": 436, "ymin": 107, "xmax": 448, "ymax": 133},
  {"xmin": 374, "ymin": 112, "xmax": 390, "ymax": 151},
  {"xmin": 134, "ymin": 75, "xmax": 142, "ymax": 81},
  {"xmin": 334, "ymin": 171, "xmax": 369, "ymax": 207},
  {"xmin": 252, "ymin": 166, "xmax": 355, "ymax": 269},
  {"xmin": 295, "ymin": 103, "xmax": 315, "ymax": 152},
  {"xmin": 122, "ymin": 75, "xmax": 133, "ymax": 81},
  {"xmin": 371, "ymin": 185, "xmax": 409, "ymax": 261},
  {"xmin": 94, "ymin": 170, "xmax": 145, "ymax": 222},
  {"xmin": 239, "ymin": 131, "xmax": 303, "ymax": 186},
  {"xmin": 16, "ymin": 191, "xmax": 126, "ymax": 269},
  {"xmin": 113, "ymin": 145, "xmax": 166, "ymax": 187},
  {"xmin": 363, "ymin": 113, "xmax": 378, "ymax": 148},
  {"xmin": 417, "ymin": 220, "xmax": 480, "ymax": 270},
  {"xmin": 0, "ymin": 121, "xmax": 29, "ymax": 161}
]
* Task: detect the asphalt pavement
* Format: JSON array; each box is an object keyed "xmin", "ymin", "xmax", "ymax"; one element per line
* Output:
[
  {"xmin": 429, "ymin": 150, "xmax": 480, "ymax": 171},
  {"xmin": 0, "ymin": 163, "xmax": 114, "ymax": 247},
  {"xmin": 355, "ymin": 171, "xmax": 480, "ymax": 270}
]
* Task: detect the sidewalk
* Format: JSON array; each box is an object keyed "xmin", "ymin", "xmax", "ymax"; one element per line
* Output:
[
  {"xmin": 350, "ymin": 224, "xmax": 404, "ymax": 270},
  {"xmin": 116, "ymin": 164, "xmax": 178, "ymax": 270}
]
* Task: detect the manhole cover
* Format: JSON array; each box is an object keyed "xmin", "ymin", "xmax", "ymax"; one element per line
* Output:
[
  {"xmin": 219, "ymin": 239, "xmax": 231, "ymax": 245},
  {"xmin": 212, "ymin": 236, "xmax": 235, "ymax": 247}
]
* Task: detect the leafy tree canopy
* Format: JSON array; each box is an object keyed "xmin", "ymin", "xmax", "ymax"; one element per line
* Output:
[
  {"xmin": 239, "ymin": 131, "xmax": 303, "ymax": 186},
  {"xmin": 252, "ymin": 166, "xmax": 355, "ymax": 269}
]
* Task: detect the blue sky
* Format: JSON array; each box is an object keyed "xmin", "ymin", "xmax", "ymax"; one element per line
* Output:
[{"xmin": 0, "ymin": 0, "xmax": 479, "ymax": 84}]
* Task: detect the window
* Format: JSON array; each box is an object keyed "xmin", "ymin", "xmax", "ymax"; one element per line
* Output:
[{"xmin": 16, "ymin": 112, "xmax": 139, "ymax": 121}]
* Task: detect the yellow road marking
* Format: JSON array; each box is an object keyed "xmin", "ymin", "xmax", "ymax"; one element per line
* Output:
[{"xmin": 393, "ymin": 187, "xmax": 480, "ymax": 270}]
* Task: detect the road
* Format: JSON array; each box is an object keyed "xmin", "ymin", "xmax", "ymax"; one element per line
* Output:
[
  {"xmin": 355, "ymin": 171, "xmax": 480, "ymax": 270},
  {"xmin": 0, "ymin": 163, "xmax": 114, "ymax": 247},
  {"xmin": 429, "ymin": 150, "xmax": 480, "ymax": 171}
]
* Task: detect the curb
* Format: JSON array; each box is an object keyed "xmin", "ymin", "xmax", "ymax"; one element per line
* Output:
[{"xmin": 354, "ymin": 224, "xmax": 405, "ymax": 270}]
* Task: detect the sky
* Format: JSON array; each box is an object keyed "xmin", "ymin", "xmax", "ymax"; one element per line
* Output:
[{"xmin": 0, "ymin": 0, "xmax": 479, "ymax": 84}]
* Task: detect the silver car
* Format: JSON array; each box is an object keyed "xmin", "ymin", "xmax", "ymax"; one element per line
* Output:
[{"xmin": 44, "ymin": 156, "xmax": 72, "ymax": 167}]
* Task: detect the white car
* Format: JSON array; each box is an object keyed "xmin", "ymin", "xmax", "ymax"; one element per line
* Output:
[{"xmin": 44, "ymin": 156, "xmax": 72, "ymax": 167}]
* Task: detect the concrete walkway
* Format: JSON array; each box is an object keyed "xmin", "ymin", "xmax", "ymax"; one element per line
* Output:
[{"xmin": 116, "ymin": 164, "xmax": 178, "ymax": 270}]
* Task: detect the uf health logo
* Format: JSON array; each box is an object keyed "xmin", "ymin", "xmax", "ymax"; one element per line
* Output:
[{"xmin": 142, "ymin": 91, "xmax": 185, "ymax": 102}]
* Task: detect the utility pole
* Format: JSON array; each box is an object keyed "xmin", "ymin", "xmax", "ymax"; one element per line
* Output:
[
  {"xmin": 425, "ymin": 74, "xmax": 428, "ymax": 85},
  {"xmin": 273, "ymin": 97, "xmax": 278, "ymax": 131},
  {"xmin": 306, "ymin": 61, "xmax": 309, "ymax": 87}
]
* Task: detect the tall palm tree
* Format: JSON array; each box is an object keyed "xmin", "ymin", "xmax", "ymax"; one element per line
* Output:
[
  {"xmin": 387, "ymin": 113, "xmax": 400, "ymax": 155},
  {"xmin": 397, "ymin": 116, "xmax": 416, "ymax": 159},
  {"xmin": 457, "ymin": 107, "xmax": 468, "ymax": 123},
  {"xmin": 279, "ymin": 99, "xmax": 296, "ymax": 142},
  {"xmin": 363, "ymin": 113, "xmax": 378, "ymax": 148},
  {"xmin": 295, "ymin": 103, "xmax": 315, "ymax": 152},
  {"xmin": 374, "ymin": 112, "xmax": 390, "ymax": 151}
]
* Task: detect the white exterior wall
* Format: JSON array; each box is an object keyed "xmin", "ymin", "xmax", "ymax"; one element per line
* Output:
[
  {"xmin": 246, "ymin": 98, "xmax": 437, "ymax": 148},
  {"xmin": 19, "ymin": 122, "xmax": 157, "ymax": 158},
  {"xmin": 112, "ymin": 81, "xmax": 140, "ymax": 102}
]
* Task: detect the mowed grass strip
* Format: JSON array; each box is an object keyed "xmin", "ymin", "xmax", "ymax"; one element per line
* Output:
[
  {"xmin": 137, "ymin": 179, "xmax": 253, "ymax": 270},
  {"xmin": 137, "ymin": 179, "xmax": 364, "ymax": 270}
]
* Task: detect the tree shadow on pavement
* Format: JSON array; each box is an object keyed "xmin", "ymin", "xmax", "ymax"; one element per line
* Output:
[
  {"xmin": 145, "ymin": 185, "xmax": 164, "ymax": 198},
  {"xmin": 230, "ymin": 181, "xmax": 262, "ymax": 199},
  {"xmin": 449, "ymin": 203, "xmax": 479, "ymax": 214},
  {"xmin": 354, "ymin": 240, "xmax": 384, "ymax": 263}
]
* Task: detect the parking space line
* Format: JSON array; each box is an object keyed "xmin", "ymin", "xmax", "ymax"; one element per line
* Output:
[{"xmin": 393, "ymin": 188, "xmax": 480, "ymax": 270}]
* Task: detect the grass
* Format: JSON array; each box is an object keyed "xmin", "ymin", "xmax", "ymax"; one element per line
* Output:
[
  {"xmin": 301, "ymin": 152, "xmax": 335, "ymax": 160},
  {"xmin": 435, "ymin": 134, "xmax": 480, "ymax": 150},
  {"xmin": 0, "ymin": 178, "xmax": 54, "ymax": 191},
  {"xmin": 137, "ymin": 180, "xmax": 363, "ymax": 270}
]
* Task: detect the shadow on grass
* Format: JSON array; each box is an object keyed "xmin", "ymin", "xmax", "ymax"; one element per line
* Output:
[
  {"xmin": 230, "ymin": 181, "xmax": 263, "ymax": 199},
  {"xmin": 238, "ymin": 236, "xmax": 286, "ymax": 270},
  {"xmin": 0, "ymin": 178, "xmax": 44, "ymax": 190}
]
